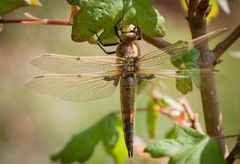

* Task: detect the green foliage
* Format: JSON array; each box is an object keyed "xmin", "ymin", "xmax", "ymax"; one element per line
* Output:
[
  {"xmin": 51, "ymin": 113, "xmax": 127, "ymax": 164},
  {"xmin": 0, "ymin": 0, "xmax": 42, "ymax": 15},
  {"xmin": 171, "ymin": 42, "xmax": 201, "ymax": 94},
  {"xmin": 165, "ymin": 126, "xmax": 177, "ymax": 139},
  {"xmin": 146, "ymin": 99, "xmax": 161, "ymax": 138},
  {"xmin": 67, "ymin": 0, "xmax": 165, "ymax": 44},
  {"xmin": 144, "ymin": 125, "xmax": 226, "ymax": 164}
]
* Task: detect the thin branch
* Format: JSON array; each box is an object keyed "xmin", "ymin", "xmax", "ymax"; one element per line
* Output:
[
  {"xmin": 0, "ymin": 18, "xmax": 72, "ymax": 26},
  {"xmin": 226, "ymin": 133, "xmax": 240, "ymax": 164},
  {"xmin": 214, "ymin": 24, "xmax": 240, "ymax": 64},
  {"xmin": 216, "ymin": 134, "xmax": 239, "ymax": 140},
  {"xmin": 142, "ymin": 33, "xmax": 171, "ymax": 48},
  {"xmin": 180, "ymin": 98, "xmax": 204, "ymax": 134}
]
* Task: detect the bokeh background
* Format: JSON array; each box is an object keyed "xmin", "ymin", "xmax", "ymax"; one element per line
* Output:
[{"xmin": 0, "ymin": 0, "xmax": 239, "ymax": 163}]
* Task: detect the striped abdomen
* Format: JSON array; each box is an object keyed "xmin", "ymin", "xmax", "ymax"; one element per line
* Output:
[{"xmin": 120, "ymin": 74, "xmax": 136, "ymax": 157}]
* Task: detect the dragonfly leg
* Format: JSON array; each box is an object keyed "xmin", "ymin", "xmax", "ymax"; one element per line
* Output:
[
  {"xmin": 135, "ymin": 18, "xmax": 142, "ymax": 40},
  {"xmin": 94, "ymin": 32, "xmax": 118, "ymax": 55}
]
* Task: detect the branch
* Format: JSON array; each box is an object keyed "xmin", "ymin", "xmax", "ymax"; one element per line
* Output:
[
  {"xmin": 142, "ymin": 33, "xmax": 171, "ymax": 48},
  {"xmin": 0, "ymin": 18, "xmax": 72, "ymax": 26},
  {"xmin": 187, "ymin": 0, "xmax": 228, "ymax": 155},
  {"xmin": 226, "ymin": 133, "xmax": 240, "ymax": 164},
  {"xmin": 214, "ymin": 24, "xmax": 240, "ymax": 64},
  {"xmin": 0, "ymin": 18, "xmax": 171, "ymax": 50},
  {"xmin": 180, "ymin": 98, "xmax": 204, "ymax": 134}
]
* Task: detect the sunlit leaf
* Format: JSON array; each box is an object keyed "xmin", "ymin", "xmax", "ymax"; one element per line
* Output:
[
  {"xmin": 67, "ymin": 0, "xmax": 165, "ymax": 44},
  {"xmin": 0, "ymin": 0, "xmax": 42, "ymax": 15},
  {"xmin": 207, "ymin": 0, "xmax": 219, "ymax": 22},
  {"xmin": 51, "ymin": 113, "xmax": 127, "ymax": 164},
  {"xmin": 144, "ymin": 125, "xmax": 226, "ymax": 164},
  {"xmin": 103, "ymin": 120, "xmax": 128, "ymax": 164}
]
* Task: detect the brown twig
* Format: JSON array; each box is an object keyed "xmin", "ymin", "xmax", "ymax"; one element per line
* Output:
[
  {"xmin": 0, "ymin": 18, "xmax": 172, "ymax": 49},
  {"xmin": 180, "ymin": 98, "xmax": 204, "ymax": 134},
  {"xmin": 0, "ymin": 18, "xmax": 72, "ymax": 25},
  {"xmin": 142, "ymin": 33, "xmax": 171, "ymax": 48},
  {"xmin": 214, "ymin": 24, "xmax": 240, "ymax": 64},
  {"xmin": 186, "ymin": 0, "xmax": 228, "ymax": 155},
  {"xmin": 226, "ymin": 133, "xmax": 240, "ymax": 164}
]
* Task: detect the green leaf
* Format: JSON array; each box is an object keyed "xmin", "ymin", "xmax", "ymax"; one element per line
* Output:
[
  {"xmin": 171, "ymin": 42, "xmax": 201, "ymax": 94},
  {"xmin": 146, "ymin": 99, "xmax": 161, "ymax": 138},
  {"xmin": 67, "ymin": 0, "xmax": 165, "ymax": 44},
  {"xmin": 165, "ymin": 126, "xmax": 177, "ymax": 139},
  {"xmin": 0, "ymin": 0, "xmax": 42, "ymax": 15},
  {"xmin": 103, "ymin": 118, "xmax": 128, "ymax": 164},
  {"xmin": 51, "ymin": 113, "xmax": 127, "ymax": 164},
  {"xmin": 144, "ymin": 125, "xmax": 226, "ymax": 164}
]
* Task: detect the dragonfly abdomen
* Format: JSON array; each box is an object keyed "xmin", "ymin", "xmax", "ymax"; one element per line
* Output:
[{"xmin": 120, "ymin": 74, "xmax": 136, "ymax": 157}]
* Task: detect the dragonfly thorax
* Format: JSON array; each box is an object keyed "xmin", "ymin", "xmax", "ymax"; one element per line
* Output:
[{"xmin": 118, "ymin": 24, "xmax": 138, "ymax": 42}]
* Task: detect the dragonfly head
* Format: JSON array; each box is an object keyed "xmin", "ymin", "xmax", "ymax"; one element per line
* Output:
[{"xmin": 118, "ymin": 24, "xmax": 139, "ymax": 42}]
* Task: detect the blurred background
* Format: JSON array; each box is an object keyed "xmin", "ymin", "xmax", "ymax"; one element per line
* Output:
[{"xmin": 0, "ymin": 0, "xmax": 239, "ymax": 163}]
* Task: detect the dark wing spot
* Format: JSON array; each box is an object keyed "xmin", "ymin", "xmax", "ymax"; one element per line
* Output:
[
  {"xmin": 103, "ymin": 76, "xmax": 120, "ymax": 87},
  {"xmin": 76, "ymin": 57, "xmax": 80, "ymax": 61}
]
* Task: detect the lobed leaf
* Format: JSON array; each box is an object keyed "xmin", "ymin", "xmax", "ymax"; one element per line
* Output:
[
  {"xmin": 144, "ymin": 125, "xmax": 226, "ymax": 164},
  {"xmin": 67, "ymin": 0, "xmax": 165, "ymax": 44}
]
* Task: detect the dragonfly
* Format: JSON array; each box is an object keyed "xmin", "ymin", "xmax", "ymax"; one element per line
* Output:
[{"xmin": 26, "ymin": 25, "xmax": 226, "ymax": 157}]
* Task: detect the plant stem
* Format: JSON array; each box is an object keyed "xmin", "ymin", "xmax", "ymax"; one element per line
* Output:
[
  {"xmin": 0, "ymin": 18, "xmax": 72, "ymax": 25},
  {"xmin": 214, "ymin": 24, "xmax": 240, "ymax": 64},
  {"xmin": 187, "ymin": 0, "xmax": 228, "ymax": 155},
  {"xmin": 226, "ymin": 134, "xmax": 240, "ymax": 164}
]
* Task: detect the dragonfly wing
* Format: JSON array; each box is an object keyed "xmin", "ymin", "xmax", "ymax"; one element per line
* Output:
[
  {"xmin": 31, "ymin": 54, "xmax": 125, "ymax": 74},
  {"xmin": 138, "ymin": 69, "xmax": 193, "ymax": 79},
  {"xmin": 138, "ymin": 28, "xmax": 227, "ymax": 68},
  {"xmin": 26, "ymin": 71, "xmax": 121, "ymax": 102},
  {"xmin": 137, "ymin": 69, "xmax": 215, "ymax": 95}
]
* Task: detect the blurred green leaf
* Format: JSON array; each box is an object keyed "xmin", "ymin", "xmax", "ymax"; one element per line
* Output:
[
  {"xmin": 51, "ymin": 113, "xmax": 127, "ymax": 164},
  {"xmin": 67, "ymin": 0, "xmax": 165, "ymax": 44},
  {"xmin": 144, "ymin": 125, "xmax": 226, "ymax": 164},
  {"xmin": 0, "ymin": 0, "xmax": 42, "ymax": 15},
  {"xmin": 165, "ymin": 126, "xmax": 177, "ymax": 139},
  {"xmin": 171, "ymin": 42, "xmax": 200, "ymax": 94},
  {"xmin": 146, "ymin": 99, "xmax": 161, "ymax": 138}
]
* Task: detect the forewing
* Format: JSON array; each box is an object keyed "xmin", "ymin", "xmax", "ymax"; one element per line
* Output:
[
  {"xmin": 138, "ymin": 28, "xmax": 227, "ymax": 68},
  {"xmin": 31, "ymin": 54, "xmax": 125, "ymax": 74},
  {"xmin": 26, "ymin": 71, "xmax": 121, "ymax": 102}
]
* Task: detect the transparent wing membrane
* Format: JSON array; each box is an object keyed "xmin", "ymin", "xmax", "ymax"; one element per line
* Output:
[
  {"xmin": 138, "ymin": 28, "xmax": 227, "ymax": 68},
  {"xmin": 26, "ymin": 71, "xmax": 121, "ymax": 102},
  {"xmin": 31, "ymin": 54, "xmax": 125, "ymax": 74}
]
